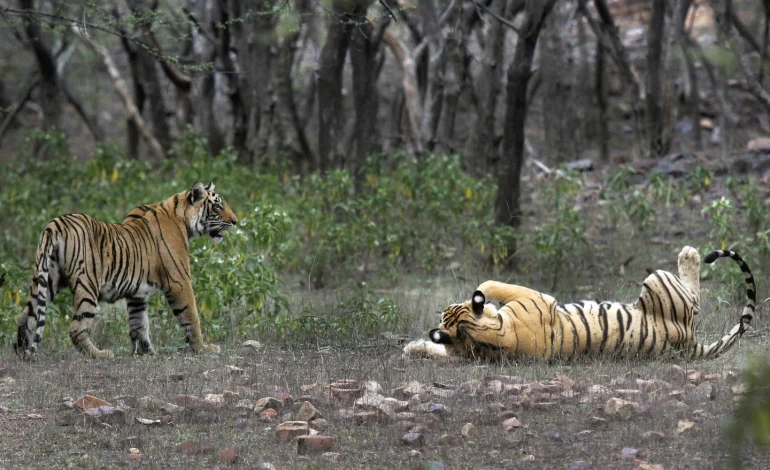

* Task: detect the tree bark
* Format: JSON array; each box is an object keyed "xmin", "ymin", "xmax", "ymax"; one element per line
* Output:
[
  {"xmin": 18, "ymin": 0, "xmax": 63, "ymax": 135},
  {"xmin": 495, "ymin": 0, "xmax": 557, "ymax": 262},
  {"xmin": 465, "ymin": 0, "xmax": 509, "ymax": 174},
  {"xmin": 646, "ymin": 0, "xmax": 667, "ymax": 157},
  {"xmin": 273, "ymin": 0, "xmax": 316, "ymax": 173},
  {"xmin": 382, "ymin": 30, "xmax": 424, "ymax": 154},
  {"xmin": 349, "ymin": 15, "xmax": 385, "ymax": 166},
  {"xmin": 127, "ymin": 0, "xmax": 172, "ymax": 153},
  {"xmin": 317, "ymin": 0, "xmax": 371, "ymax": 171},
  {"xmin": 596, "ymin": 38, "xmax": 609, "ymax": 161}
]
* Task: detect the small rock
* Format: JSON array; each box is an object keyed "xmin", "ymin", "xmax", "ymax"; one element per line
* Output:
[
  {"xmin": 176, "ymin": 394, "xmax": 218, "ymax": 411},
  {"xmin": 254, "ymin": 397, "xmax": 283, "ymax": 412},
  {"xmin": 128, "ymin": 448, "xmax": 142, "ymax": 461},
  {"xmin": 260, "ymin": 408, "xmax": 278, "ymax": 422},
  {"xmin": 620, "ymin": 447, "xmax": 638, "ymax": 459},
  {"xmin": 204, "ymin": 394, "xmax": 224, "ymax": 405},
  {"xmin": 297, "ymin": 435, "xmax": 334, "ymax": 455},
  {"xmin": 83, "ymin": 406, "xmax": 125, "ymax": 424},
  {"xmin": 242, "ymin": 340, "xmax": 262, "ymax": 350},
  {"xmin": 568, "ymin": 461, "xmax": 591, "ymax": 470},
  {"xmin": 175, "ymin": 441, "xmax": 215, "ymax": 455},
  {"xmin": 0, "ymin": 405, "xmax": 9, "ymax": 413},
  {"xmin": 636, "ymin": 462, "xmax": 665, "ymax": 470},
  {"xmin": 428, "ymin": 404, "xmax": 450, "ymax": 416},
  {"xmin": 685, "ymin": 369, "xmax": 702, "ymax": 384},
  {"xmin": 642, "ymin": 431, "xmax": 665, "ymax": 441},
  {"xmin": 402, "ymin": 381, "xmax": 426, "ymax": 396},
  {"xmin": 276, "ymin": 421, "xmax": 309, "ymax": 442},
  {"xmin": 259, "ymin": 463, "xmax": 276, "ymax": 470},
  {"xmin": 203, "ymin": 365, "xmax": 244, "ymax": 381},
  {"xmin": 461, "ymin": 422, "xmax": 476, "ymax": 438},
  {"xmin": 677, "ymin": 420, "xmax": 694, "ymax": 433},
  {"xmin": 747, "ymin": 137, "xmax": 770, "ymax": 152},
  {"xmin": 295, "ymin": 401, "xmax": 320, "ymax": 422},
  {"xmin": 546, "ymin": 430, "xmax": 562, "ymax": 440},
  {"xmin": 321, "ymin": 452, "xmax": 342, "ymax": 462},
  {"xmin": 693, "ymin": 381, "xmax": 715, "ymax": 401},
  {"xmin": 428, "ymin": 387, "xmax": 455, "ymax": 399},
  {"xmin": 75, "ymin": 395, "xmax": 112, "ymax": 410},
  {"xmin": 502, "ymin": 417, "xmax": 522, "ymax": 431},
  {"xmin": 604, "ymin": 398, "xmax": 638, "ymax": 420},
  {"xmin": 589, "ymin": 416, "xmax": 607, "ymax": 427},
  {"xmin": 396, "ymin": 412, "xmax": 416, "ymax": 420},
  {"xmin": 217, "ymin": 447, "xmax": 238, "ymax": 465},
  {"xmin": 355, "ymin": 393, "xmax": 384, "ymax": 409},
  {"xmin": 402, "ymin": 432, "xmax": 424, "ymax": 447}
]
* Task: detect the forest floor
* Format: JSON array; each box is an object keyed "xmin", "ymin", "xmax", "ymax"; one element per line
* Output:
[{"xmin": 0, "ymin": 280, "xmax": 768, "ymax": 469}]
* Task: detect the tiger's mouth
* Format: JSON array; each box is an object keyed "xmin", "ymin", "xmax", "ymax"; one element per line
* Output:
[{"xmin": 208, "ymin": 225, "xmax": 232, "ymax": 244}]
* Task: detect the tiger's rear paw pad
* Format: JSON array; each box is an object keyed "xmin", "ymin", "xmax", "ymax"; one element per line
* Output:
[{"xmin": 678, "ymin": 246, "xmax": 701, "ymax": 276}]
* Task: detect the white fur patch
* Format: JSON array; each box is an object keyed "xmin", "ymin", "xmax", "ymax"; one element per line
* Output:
[{"xmin": 402, "ymin": 339, "xmax": 448, "ymax": 359}]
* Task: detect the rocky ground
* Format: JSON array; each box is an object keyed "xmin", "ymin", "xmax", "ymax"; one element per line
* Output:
[{"xmin": 0, "ymin": 337, "xmax": 768, "ymax": 470}]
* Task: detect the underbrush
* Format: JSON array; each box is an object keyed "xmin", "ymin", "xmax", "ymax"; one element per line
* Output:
[{"xmin": 0, "ymin": 129, "xmax": 769, "ymax": 351}]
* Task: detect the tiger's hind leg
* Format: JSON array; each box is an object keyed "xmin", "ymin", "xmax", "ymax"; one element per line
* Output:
[
  {"xmin": 126, "ymin": 296, "xmax": 155, "ymax": 356},
  {"xmin": 677, "ymin": 246, "xmax": 701, "ymax": 312},
  {"xmin": 69, "ymin": 282, "xmax": 114, "ymax": 359},
  {"xmin": 16, "ymin": 260, "xmax": 62, "ymax": 359}
]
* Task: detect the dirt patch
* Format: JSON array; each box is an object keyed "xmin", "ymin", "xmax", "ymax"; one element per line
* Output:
[{"xmin": 0, "ymin": 339, "xmax": 768, "ymax": 469}]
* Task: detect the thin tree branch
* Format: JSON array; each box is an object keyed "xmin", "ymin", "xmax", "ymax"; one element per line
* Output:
[
  {"xmin": 72, "ymin": 25, "xmax": 165, "ymax": 160},
  {"xmin": 379, "ymin": 0, "xmax": 397, "ymax": 22},
  {"xmin": 471, "ymin": 0, "xmax": 521, "ymax": 34}
]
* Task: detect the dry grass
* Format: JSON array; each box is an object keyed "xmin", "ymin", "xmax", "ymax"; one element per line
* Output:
[{"xmin": 0, "ymin": 270, "xmax": 768, "ymax": 469}]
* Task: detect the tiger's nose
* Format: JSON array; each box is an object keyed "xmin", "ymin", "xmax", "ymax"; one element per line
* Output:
[{"xmin": 231, "ymin": 214, "xmax": 239, "ymax": 225}]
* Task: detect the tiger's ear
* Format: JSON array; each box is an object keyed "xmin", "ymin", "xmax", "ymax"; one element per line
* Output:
[
  {"xmin": 189, "ymin": 182, "xmax": 207, "ymax": 204},
  {"xmin": 204, "ymin": 182, "xmax": 215, "ymax": 192},
  {"xmin": 471, "ymin": 290, "xmax": 485, "ymax": 316}
]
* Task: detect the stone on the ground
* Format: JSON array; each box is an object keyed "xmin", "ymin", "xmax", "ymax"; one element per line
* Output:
[
  {"xmin": 276, "ymin": 421, "xmax": 309, "ymax": 442},
  {"xmin": 295, "ymin": 401, "xmax": 320, "ymax": 422},
  {"xmin": 401, "ymin": 432, "xmax": 424, "ymax": 447},
  {"xmin": 297, "ymin": 435, "xmax": 334, "ymax": 455},
  {"xmin": 217, "ymin": 447, "xmax": 238, "ymax": 464},
  {"xmin": 75, "ymin": 395, "xmax": 112, "ymax": 410},
  {"xmin": 502, "ymin": 417, "xmax": 522, "ymax": 431},
  {"xmin": 604, "ymin": 397, "xmax": 638, "ymax": 420},
  {"xmin": 461, "ymin": 422, "xmax": 476, "ymax": 438}
]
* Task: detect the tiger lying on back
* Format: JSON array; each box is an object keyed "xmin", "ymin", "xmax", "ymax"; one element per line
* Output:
[
  {"xmin": 404, "ymin": 246, "xmax": 755, "ymax": 360},
  {"xmin": 15, "ymin": 182, "xmax": 237, "ymax": 359}
]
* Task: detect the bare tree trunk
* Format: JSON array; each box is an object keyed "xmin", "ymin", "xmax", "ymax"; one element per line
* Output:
[
  {"xmin": 418, "ymin": 0, "xmax": 446, "ymax": 150},
  {"xmin": 19, "ymin": 0, "xmax": 63, "ymax": 136},
  {"xmin": 541, "ymin": 4, "xmax": 573, "ymax": 164},
  {"xmin": 117, "ymin": 13, "xmax": 146, "ymax": 159},
  {"xmin": 495, "ymin": 0, "xmax": 557, "ymax": 262},
  {"xmin": 318, "ymin": 1, "xmax": 371, "ymax": 171},
  {"xmin": 349, "ymin": 16, "xmax": 384, "ymax": 166},
  {"xmin": 382, "ymin": 30, "xmax": 424, "ymax": 154},
  {"xmin": 127, "ymin": 0, "xmax": 172, "ymax": 153},
  {"xmin": 646, "ymin": 0, "xmax": 667, "ymax": 157},
  {"xmin": 465, "ymin": 0, "xmax": 509, "ymax": 173},
  {"xmin": 189, "ymin": 0, "xmax": 225, "ymax": 156},
  {"xmin": 230, "ymin": 0, "xmax": 278, "ymax": 164},
  {"xmin": 273, "ymin": 0, "xmax": 316, "ymax": 173},
  {"xmin": 762, "ymin": 0, "xmax": 770, "ymax": 84},
  {"xmin": 596, "ymin": 38, "xmax": 609, "ymax": 161}
]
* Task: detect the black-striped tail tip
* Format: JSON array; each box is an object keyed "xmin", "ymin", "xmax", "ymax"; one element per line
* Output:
[{"xmin": 703, "ymin": 251, "xmax": 723, "ymax": 264}]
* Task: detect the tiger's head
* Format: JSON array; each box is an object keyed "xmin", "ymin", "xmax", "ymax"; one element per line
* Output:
[
  {"xmin": 186, "ymin": 182, "xmax": 238, "ymax": 244},
  {"xmin": 429, "ymin": 290, "xmax": 506, "ymax": 355}
]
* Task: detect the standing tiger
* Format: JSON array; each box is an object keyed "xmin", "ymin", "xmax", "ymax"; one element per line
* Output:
[
  {"xmin": 404, "ymin": 246, "xmax": 755, "ymax": 360},
  {"xmin": 14, "ymin": 182, "xmax": 237, "ymax": 359}
]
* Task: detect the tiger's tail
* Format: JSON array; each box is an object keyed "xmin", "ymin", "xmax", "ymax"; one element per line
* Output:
[
  {"xmin": 692, "ymin": 249, "xmax": 756, "ymax": 359},
  {"xmin": 15, "ymin": 228, "xmax": 55, "ymax": 359}
]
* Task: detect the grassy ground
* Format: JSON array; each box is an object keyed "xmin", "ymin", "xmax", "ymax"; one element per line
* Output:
[{"xmin": 1, "ymin": 266, "xmax": 768, "ymax": 470}]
